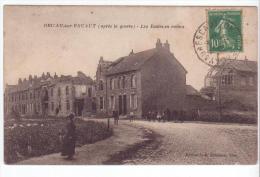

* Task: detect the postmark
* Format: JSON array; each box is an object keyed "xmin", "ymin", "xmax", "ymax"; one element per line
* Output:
[
  {"xmin": 193, "ymin": 22, "xmax": 218, "ymax": 66},
  {"xmin": 193, "ymin": 22, "xmax": 240, "ymax": 67},
  {"xmin": 207, "ymin": 10, "xmax": 242, "ymax": 52}
]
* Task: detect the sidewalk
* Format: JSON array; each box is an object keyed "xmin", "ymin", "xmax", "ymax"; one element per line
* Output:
[{"xmin": 17, "ymin": 120, "xmax": 145, "ymax": 165}]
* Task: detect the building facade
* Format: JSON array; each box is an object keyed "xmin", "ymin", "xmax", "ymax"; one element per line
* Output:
[
  {"xmin": 201, "ymin": 58, "xmax": 257, "ymax": 110},
  {"xmin": 95, "ymin": 39, "xmax": 187, "ymax": 118},
  {"xmin": 4, "ymin": 71, "xmax": 95, "ymax": 118}
]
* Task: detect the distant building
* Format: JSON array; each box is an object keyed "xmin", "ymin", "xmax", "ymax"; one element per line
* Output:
[
  {"xmin": 201, "ymin": 58, "xmax": 257, "ymax": 110},
  {"xmin": 95, "ymin": 39, "xmax": 187, "ymax": 117},
  {"xmin": 4, "ymin": 71, "xmax": 95, "ymax": 118}
]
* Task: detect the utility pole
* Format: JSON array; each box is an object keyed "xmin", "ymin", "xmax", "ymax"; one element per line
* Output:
[{"xmin": 216, "ymin": 53, "xmax": 222, "ymax": 121}]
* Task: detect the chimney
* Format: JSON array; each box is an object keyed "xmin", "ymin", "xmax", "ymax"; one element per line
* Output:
[
  {"xmin": 129, "ymin": 49, "xmax": 134, "ymax": 55},
  {"xmin": 42, "ymin": 72, "xmax": 45, "ymax": 79},
  {"xmin": 46, "ymin": 72, "xmax": 51, "ymax": 78},
  {"xmin": 18, "ymin": 78, "xmax": 22, "ymax": 85},
  {"xmin": 29, "ymin": 74, "xmax": 32, "ymax": 81},
  {"xmin": 54, "ymin": 72, "xmax": 58, "ymax": 79},
  {"xmin": 163, "ymin": 40, "xmax": 170, "ymax": 51},
  {"xmin": 156, "ymin": 38, "xmax": 162, "ymax": 49},
  {"xmin": 99, "ymin": 56, "xmax": 104, "ymax": 63}
]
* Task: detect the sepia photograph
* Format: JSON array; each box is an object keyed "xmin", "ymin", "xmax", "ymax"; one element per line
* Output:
[{"xmin": 3, "ymin": 5, "xmax": 258, "ymax": 166}]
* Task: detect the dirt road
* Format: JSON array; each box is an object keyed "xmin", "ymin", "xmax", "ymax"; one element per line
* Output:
[
  {"xmin": 120, "ymin": 121, "xmax": 257, "ymax": 165},
  {"xmin": 17, "ymin": 119, "xmax": 257, "ymax": 165}
]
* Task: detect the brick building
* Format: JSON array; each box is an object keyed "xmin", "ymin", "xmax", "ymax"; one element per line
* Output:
[
  {"xmin": 4, "ymin": 71, "xmax": 95, "ymax": 118},
  {"xmin": 201, "ymin": 58, "xmax": 257, "ymax": 110},
  {"xmin": 95, "ymin": 39, "xmax": 187, "ymax": 118}
]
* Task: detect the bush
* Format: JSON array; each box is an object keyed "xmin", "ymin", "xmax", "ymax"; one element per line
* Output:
[
  {"xmin": 4, "ymin": 119, "xmax": 112, "ymax": 164},
  {"xmin": 198, "ymin": 110, "xmax": 257, "ymax": 124}
]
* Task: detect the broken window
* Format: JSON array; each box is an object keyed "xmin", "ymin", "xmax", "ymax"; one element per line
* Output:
[{"xmin": 66, "ymin": 86, "xmax": 69, "ymax": 95}]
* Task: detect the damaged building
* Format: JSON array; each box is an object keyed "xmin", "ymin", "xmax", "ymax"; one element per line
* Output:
[{"xmin": 4, "ymin": 71, "xmax": 95, "ymax": 118}]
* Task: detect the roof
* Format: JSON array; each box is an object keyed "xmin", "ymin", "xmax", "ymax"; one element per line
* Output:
[
  {"xmin": 106, "ymin": 48, "xmax": 158, "ymax": 75},
  {"xmin": 106, "ymin": 48, "xmax": 187, "ymax": 75},
  {"xmin": 186, "ymin": 85, "xmax": 200, "ymax": 96},
  {"xmin": 219, "ymin": 59, "xmax": 257, "ymax": 73},
  {"xmin": 5, "ymin": 71, "xmax": 93, "ymax": 93}
]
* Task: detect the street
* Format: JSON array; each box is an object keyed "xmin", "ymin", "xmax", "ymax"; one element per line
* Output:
[{"xmin": 17, "ymin": 119, "xmax": 257, "ymax": 165}]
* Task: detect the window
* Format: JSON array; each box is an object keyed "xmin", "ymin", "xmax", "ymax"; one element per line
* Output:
[
  {"xmin": 109, "ymin": 96, "xmax": 115, "ymax": 109},
  {"xmin": 58, "ymin": 101, "xmax": 61, "ymax": 110},
  {"xmin": 249, "ymin": 77, "xmax": 254, "ymax": 86},
  {"xmin": 241, "ymin": 77, "xmax": 246, "ymax": 86},
  {"xmin": 122, "ymin": 76, "xmax": 126, "ymax": 88},
  {"xmin": 118, "ymin": 77, "xmax": 121, "ymax": 89},
  {"xmin": 131, "ymin": 75, "xmax": 137, "ymax": 88},
  {"xmin": 88, "ymin": 87, "xmax": 92, "ymax": 97},
  {"xmin": 58, "ymin": 87, "xmax": 61, "ymax": 97},
  {"xmin": 51, "ymin": 88, "xmax": 53, "ymax": 97},
  {"xmin": 113, "ymin": 79, "xmax": 117, "ymax": 89},
  {"xmin": 30, "ymin": 92, "xmax": 33, "ymax": 99},
  {"xmin": 66, "ymin": 86, "xmax": 69, "ymax": 95},
  {"xmin": 66, "ymin": 100, "xmax": 70, "ymax": 111},
  {"xmin": 130, "ymin": 94, "xmax": 137, "ymax": 109},
  {"xmin": 109, "ymin": 78, "xmax": 113, "ymax": 89},
  {"xmin": 51, "ymin": 102, "xmax": 54, "ymax": 111},
  {"xmin": 100, "ymin": 97, "xmax": 104, "ymax": 109},
  {"xmin": 109, "ymin": 78, "xmax": 116, "ymax": 90},
  {"xmin": 221, "ymin": 74, "xmax": 234, "ymax": 85},
  {"xmin": 99, "ymin": 80, "xmax": 104, "ymax": 90}
]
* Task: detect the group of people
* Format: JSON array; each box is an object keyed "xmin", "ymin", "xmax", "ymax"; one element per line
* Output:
[
  {"xmin": 145, "ymin": 108, "xmax": 171, "ymax": 122},
  {"xmin": 145, "ymin": 108, "xmax": 200, "ymax": 122},
  {"xmin": 112, "ymin": 110, "xmax": 135, "ymax": 125}
]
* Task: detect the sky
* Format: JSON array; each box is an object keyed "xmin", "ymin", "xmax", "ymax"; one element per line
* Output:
[{"xmin": 4, "ymin": 6, "xmax": 258, "ymax": 90}]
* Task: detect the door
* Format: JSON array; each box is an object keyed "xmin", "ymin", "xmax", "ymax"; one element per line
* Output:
[
  {"xmin": 75, "ymin": 99, "xmax": 84, "ymax": 116},
  {"xmin": 123, "ymin": 94, "xmax": 127, "ymax": 115},
  {"xmin": 118, "ymin": 95, "xmax": 122, "ymax": 115}
]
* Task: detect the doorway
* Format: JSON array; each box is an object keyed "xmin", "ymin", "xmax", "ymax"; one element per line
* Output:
[
  {"xmin": 74, "ymin": 99, "xmax": 84, "ymax": 116},
  {"xmin": 118, "ymin": 95, "xmax": 127, "ymax": 115}
]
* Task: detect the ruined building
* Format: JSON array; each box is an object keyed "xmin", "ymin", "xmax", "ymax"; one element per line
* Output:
[{"xmin": 4, "ymin": 71, "xmax": 95, "ymax": 118}]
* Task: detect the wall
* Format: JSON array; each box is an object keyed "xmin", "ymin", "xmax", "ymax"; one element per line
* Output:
[
  {"xmin": 106, "ymin": 71, "xmax": 142, "ymax": 117},
  {"xmin": 141, "ymin": 51, "xmax": 186, "ymax": 115},
  {"xmin": 48, "ymin": 82, "xmax": 74, "ymax": 117}
]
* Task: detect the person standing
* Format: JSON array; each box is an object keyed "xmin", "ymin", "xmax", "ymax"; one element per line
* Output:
[
  {"xmin": 129, "ymin": 111, "xmax": 134, "ymax": 122},
  {"xmin": 113, "ymin": 110, "xmax": 119, "ymax": 125},
  {"xmin": 147, "ymin": 111, "xmax": 151, "ymax": 121},
  {"xmin": 157, "ymin": 111, "xmax": 162, "ymax": 122},
  {"xmin": 61, "ymin": 113, "xmax": 76, "ymax": 160}
]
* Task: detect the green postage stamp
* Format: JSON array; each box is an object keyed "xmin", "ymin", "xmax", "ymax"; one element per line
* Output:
[{"xmin": 208, "ymin": 10, "xmax": 242, "ymax": 52}]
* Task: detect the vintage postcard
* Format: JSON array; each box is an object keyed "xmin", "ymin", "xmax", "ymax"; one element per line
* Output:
[{"xmin": 3, "ymin": 5, "xmax": 258, "ymax": 166}]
